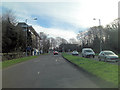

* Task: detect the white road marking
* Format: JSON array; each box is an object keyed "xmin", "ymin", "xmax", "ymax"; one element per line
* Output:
[
  {"xmin": 38, "ymin": 72, "xmax": 40, "ymax": 75},
  {"xmin": 56, "ymin": 59, "xmax": 58, "ymax": 62}
]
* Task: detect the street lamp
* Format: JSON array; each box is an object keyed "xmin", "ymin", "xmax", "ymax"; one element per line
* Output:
[
  {"xmin": 93, "ymin": 18, "xmax": 102, "ymax": 52},
  {"xmin": 93, "ymin": 18, "xmax": 101, "ymax": 26},
  {"xmin": 25, "ymin": 18, "xmax": 37, "ymax": 56},
  {"xmin": 25, "ymin": 19, "xmax": 28, "ymax": 56}
]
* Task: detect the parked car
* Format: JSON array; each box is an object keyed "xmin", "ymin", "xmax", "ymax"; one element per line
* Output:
[
  {"xmin": 53, "ymin": 51, "xmax": 58, "ymax": 55},
  {"xmin": 82, "ymin": 48, "xmax": 95, "ymax": 58},
  {"xmin": 98, "ymin": 50, "xmax": 119, "ymax": 62},
  {"xmin": 72, "ymin": 51, "xmax": 79, "ymax": 55}
]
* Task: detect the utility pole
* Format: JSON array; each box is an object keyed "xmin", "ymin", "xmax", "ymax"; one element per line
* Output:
[
  {"xmin": 99, "ymin": 19, "xmax": 102, "ymax": 52},
  {"xmin": 93, "ymin": 18, "xmax": 102, "ymax": 52},
  {"xmin": 25, "ymin": 19, "xmax": 28, "ymax": 56}
]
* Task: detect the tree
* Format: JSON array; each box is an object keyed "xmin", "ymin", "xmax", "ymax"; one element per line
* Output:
[
  {"xmin": 69, "ymin": 38, "xmax": 78, "ymax": 44},
  {"xmin": 49, "ymin": 37, "xmax": 57, "ymax": 49},
  {"xmin": 0, "ymin": 15, "xmax": 2, "ymax": 53},
  {"xmin": 40, "ymin": 32, "xmax": 50, "ymax": 53},
  {"xmin": 2, "ymin": 9, "xmax": 26, "ymax": 53},
  {"xmin": 77, "ymin": 18, "xmax": 119, "ymax": 53}
]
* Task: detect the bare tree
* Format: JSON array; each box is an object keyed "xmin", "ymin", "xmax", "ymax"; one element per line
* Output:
[
  {"xmin": 69, "ymin": 38, "xmax": 78, "ymax": 44},
  {"xmin": 2, "ymin": 9, "xmax": 17, "ymax": 25},
  {"xmin": 48, "ymin": 37, "xmax": 57, "ymax": 49},
  {"xmin": 40, "ymin": 32, "xmax": 50, "ymax": 53},
  {"xmin": 0, "ymin": 15, "xmax": 2, "ymax": 53},
  {"xmin": 2, "ymin": 9, "xmax": 26, "ymax": 53},
  {"xmin": 77, "ymin": 18, "xmax": 119, "ymax": 53}
]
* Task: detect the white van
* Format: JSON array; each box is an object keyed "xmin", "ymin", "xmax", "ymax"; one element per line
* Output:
[{"xmin": 82, "ymin": 48, "xmax": 95, "ymax": 58}]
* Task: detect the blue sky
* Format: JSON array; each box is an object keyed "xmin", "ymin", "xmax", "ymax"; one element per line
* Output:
[{"xmin": 1, "ymin": 0, "xmax": 119, "ymax": 40}]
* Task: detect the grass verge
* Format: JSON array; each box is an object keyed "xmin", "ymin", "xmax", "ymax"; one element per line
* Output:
[
  {"xmin": 62, "ymin": 53, "xmax": 118, "ymax": 86},
  {"xmin": 1, "ymin": 56, "xmax": 38, "ymax": 69},
  {"xmin": 118, "ymin": 54, "xmax": 120, "ymax": 58},
  {"xmin": 41, "ymin": 53, "xmax": 49, "ymax": 55}
]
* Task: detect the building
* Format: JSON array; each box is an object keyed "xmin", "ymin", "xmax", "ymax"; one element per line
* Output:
[
  {"xmin": 17, "ymin": 22, "xmax": 41, "ymax": 55},
  {"xmin": 29, "ymin": 26, "xmax": 41, "ymax": 53}
]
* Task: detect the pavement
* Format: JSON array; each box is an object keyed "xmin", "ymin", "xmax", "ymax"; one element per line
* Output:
[{"xmin": 2, "ymin": 53, "xmax": 115, "ymax": 88}]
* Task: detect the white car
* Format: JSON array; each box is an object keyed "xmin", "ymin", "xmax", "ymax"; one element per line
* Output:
[
  {"xmin": 72, "ymin": 51, "xmax": 79, "ymax": 55},
  {"xmin": 82, "ymin": 48, "xmax": 95, "ymax": 58},
  {"xmin": 98, "ymin": 50, "xmax": 119, "ymax": 62}
]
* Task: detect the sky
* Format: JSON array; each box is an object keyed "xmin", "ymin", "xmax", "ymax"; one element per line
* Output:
[{"xmin": 1, "ymin": 0, "xmax": 119, "ymax": 41}]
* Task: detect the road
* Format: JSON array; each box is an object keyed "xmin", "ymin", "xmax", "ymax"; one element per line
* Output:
[{"xmin": 2, "ymin": 53, "xmax": 113, "ymax": 88}]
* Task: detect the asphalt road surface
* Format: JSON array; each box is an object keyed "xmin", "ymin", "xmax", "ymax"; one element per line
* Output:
[{"xmin": 2, "ymin": 53, "xmax": 114, "ymax": 88}]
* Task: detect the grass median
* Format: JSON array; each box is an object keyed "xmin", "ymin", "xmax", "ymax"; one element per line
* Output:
[
  {"xmin": 118, "ymin": 54, "xmax": 120, "ymax": 58},
  {"xmin": 1, "ymin": 56, "xmax": 38, "ymax": 69},
  {"xmin": 62, "ymin": 53, "xmax": 118, "ymax": 86}
]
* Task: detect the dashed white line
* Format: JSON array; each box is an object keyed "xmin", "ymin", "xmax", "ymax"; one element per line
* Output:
[{"xmin": 38, "ymin": 72, "xmax": 40, "ymax": 75}]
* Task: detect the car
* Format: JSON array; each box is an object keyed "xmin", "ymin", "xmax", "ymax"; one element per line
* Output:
[
  {"xmin": 82, "ymin": 48, "xmax": 95, "ymax": 58},
  {"xmin": 98, "ymin": 50, "xmax": 119, "ymax": 62},
  {"xmin": 53, "ymin": 51, "xmax": 58, "ymax": 55},
  {"xmin": 72, "ymin": 51, "xmax": 79, "ymax": 55}
]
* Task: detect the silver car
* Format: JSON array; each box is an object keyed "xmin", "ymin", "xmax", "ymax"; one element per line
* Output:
[
  {"xmin": 72, "ymin": 51, "xmax": 79, "ymax": 55},
  {"xmin": 82, "ymin": 48, "xmax": 95, "ymax": 58},
  {"xmin": 98, "ymin": 50, "xmax": 119, "ymax": 62}
]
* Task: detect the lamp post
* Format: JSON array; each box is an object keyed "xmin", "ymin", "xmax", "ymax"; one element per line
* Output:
[
  {"xmin": 25, "ymin": 18, "xmax": 37, "ymax": 56},
  {"xmin": 25, "ymin": 19, "xmax": 28, "ymax": 56},
  {"xmin": 93, "ymin": 18, "xmax": 102, "ymax": 52}
]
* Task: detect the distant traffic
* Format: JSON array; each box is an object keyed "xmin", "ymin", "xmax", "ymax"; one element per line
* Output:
[{"xmin": 53, "ymin": 48, "xmax": 119, "ymax": 63}]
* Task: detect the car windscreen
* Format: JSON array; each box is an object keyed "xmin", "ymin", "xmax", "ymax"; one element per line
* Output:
[
  {"xmin": 73, "ymin": 51, "xmax": 77, "ymax": 52},
  {"xmin": 104, "ymin": 52, "xmax": 114, "ymax": 55},
  {"xmin": 85, "ymin": 50, "xmax": 93, "ymax": 52}
]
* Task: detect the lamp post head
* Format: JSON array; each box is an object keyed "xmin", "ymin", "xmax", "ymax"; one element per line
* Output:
[
  {"xmin": 33, "ymin": 18, "xmax": 37, "ymax": 20},
  {"xmin": 93, "ymin": 18, "xmax": 96, "ymax": 20}
]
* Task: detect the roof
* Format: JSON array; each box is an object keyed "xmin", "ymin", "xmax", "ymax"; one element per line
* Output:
[
  {"xmin": 82, "ymin": 48, "xmax": 93, "ymax": 50},
  {"xmin": 28, "ymin": 26, "xmax": 41, "ymax": 39},
  {"xmin": 102, "ymin": 50, "xmax": 113, "ymax": 52},
  {"xmin": 17, "ymin": 22, "xmax": 41, "ymax": 39}
]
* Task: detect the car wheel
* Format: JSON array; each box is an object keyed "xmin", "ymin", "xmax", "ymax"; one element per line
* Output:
[
  {"xmin": 99, "ymin": 58, "xmax": 101, "ymax": 61},
  {"xmin": 104, "ymin": 58, "xmax": 107, "ymax": 62},
  {"xmin": 89, "ymin": 55, "xmax": 92, "ymax": 58}
]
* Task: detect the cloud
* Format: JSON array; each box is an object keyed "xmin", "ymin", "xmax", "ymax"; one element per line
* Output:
[
  {"xmin": 2, "ymin": 1, "xmax": 118, "ymax": 27},
  {"xmin": 1, "ymin": 0, "xmax": 119, "ymax": 41},
  {"xmin": 33, "ymin": 25, "xmax": 77, "ymax": 41}
]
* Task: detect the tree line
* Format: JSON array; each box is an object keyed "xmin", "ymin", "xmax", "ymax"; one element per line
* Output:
[
  {"xmin": 2, "ymin": 10, "xmax": 26, "ymax": 53},
  {"xmin": 1, "ymin": 10, "xmax": 69, "ymax": 54},
  {"xmin": 77, "ymin": 18, "xmax": 119, "ymax": 53},
  {"xmin": 2, "ymin": 9, "xmax": 119, "ymax": 54}
]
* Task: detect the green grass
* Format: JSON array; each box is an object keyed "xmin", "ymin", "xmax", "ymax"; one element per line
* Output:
[
  {"xmin": 62, "ymin": 53, "xmax": 118, "ymax": 86},
  {"xmin": 95, "ymin": 53, "xmax": 99, "ymax": 56},
  {"xmin": 41, "ymin": 53, "xmax": 49, "ymax": 55},
  {"xmin": 118, "ymin": 54, "xmax": 120, "ymax": 58},
  {"xmin": 1, "ymin": 56, "xmax": 38, "ymax": 69}
]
